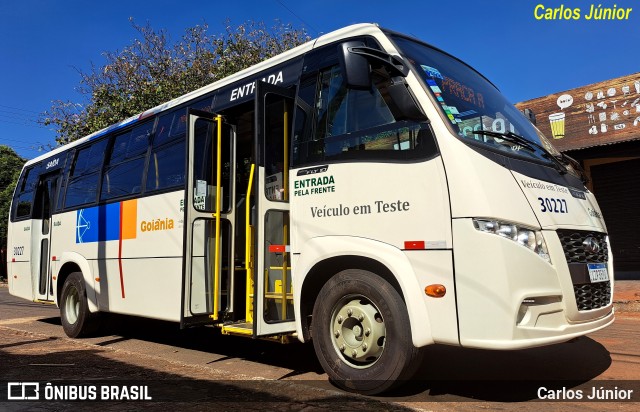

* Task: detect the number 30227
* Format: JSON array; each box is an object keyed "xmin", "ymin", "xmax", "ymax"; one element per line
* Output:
[{"xmin": 538, "ymin": 197, "xmax": 568, "ymax": 213}]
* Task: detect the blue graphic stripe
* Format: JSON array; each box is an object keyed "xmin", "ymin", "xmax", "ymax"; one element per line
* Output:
[{"xmin": 76, "ymin": 203, "xmax": 121, "ymax": 243}]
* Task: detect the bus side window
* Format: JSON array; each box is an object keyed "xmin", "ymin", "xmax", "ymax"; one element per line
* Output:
[
  {"xmin": 315, "ymin": 65, "xmax": 395, "ymax": 141},
  {"xmin": 292, "ymin": 75, "xmax": 317, "ymax": 166},
  {"xmin": 146, "ymin": 139, "xmax": 186, "ymax": 192},
  {"xmin": 64, "ymin": 138, "xmax": 108, "ymax": 208},
  {"xmin": 293, "ymin": 62, "xmax": 436, "ymax": 165},
  {"xmin": 55, "ymin": 154, "xmax": 71, "ymax": 212},
  {"xmin": 147, "ymin": 109, "xmax": 186, "ymax": 193},
  {"xmin": 153, "ymin": 111, "xmax": 177, "ymax": 148},
  {"xmin": 146, "ymin": 97, "xmax": 213, "ymax": 193},
  {"xmin": 264, "ymin": 93, "xmax": 294, "ymax": 202},
  {"xmin": 71, "ymin": 139, "xmax": 108, "ymax": 177},
  {"xmin": 101, "ymin": 122, "xmax": 152, "ymax": 200},
  {"xmin": 13, "ymin": 167, "xmax": 38, "ymax": 220}
]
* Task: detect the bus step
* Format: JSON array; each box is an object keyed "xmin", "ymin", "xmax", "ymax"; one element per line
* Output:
[{"xmin": 220, "ymin": 322, "xmax": 253, "ymax": 336}]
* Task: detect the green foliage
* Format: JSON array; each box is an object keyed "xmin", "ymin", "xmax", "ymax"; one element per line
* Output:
[
  {"xmin": 0, "ymin": 145, "xmax": 25, "ymax": 247},
  {"xmin": 42, "ymin": 19, "xmax": 309, "ymax": 144}
]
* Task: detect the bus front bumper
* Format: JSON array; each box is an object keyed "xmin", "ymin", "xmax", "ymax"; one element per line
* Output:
[{"xmin": 451, "ymin": 218, "xmax": 615, "ymax": 350}]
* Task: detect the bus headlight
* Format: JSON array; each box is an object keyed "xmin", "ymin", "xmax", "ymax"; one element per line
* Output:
[{"xmin": 473, "ymin": 219, "xmax": 551, "ymax": 264}]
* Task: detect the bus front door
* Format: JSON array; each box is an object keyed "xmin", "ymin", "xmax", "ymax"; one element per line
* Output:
[
  {"xmin": 181, "ymin": 110, "xmax": 236, "ymax": 327},
  {"xmin": 253, "ymin": 82, "xmax": 296, "ymax": 337},
  {"xmin": 32, "ymin": 172, "xmax": 60, "ymax": 302}
]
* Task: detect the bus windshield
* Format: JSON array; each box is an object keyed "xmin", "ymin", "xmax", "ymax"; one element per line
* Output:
[{"xmin": 391, "ymin": 35, "xmax": 560, "ymax": 164}]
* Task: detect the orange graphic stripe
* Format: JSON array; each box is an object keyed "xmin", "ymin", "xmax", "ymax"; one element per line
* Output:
[{"xmin": 121, "ymin": 199, "xmax": 137, "ymax": 239}]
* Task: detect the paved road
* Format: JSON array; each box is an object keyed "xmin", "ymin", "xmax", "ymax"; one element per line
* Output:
[{"xmin": 0, "ymin": 285, "xmax": 638, "ymax": 411}]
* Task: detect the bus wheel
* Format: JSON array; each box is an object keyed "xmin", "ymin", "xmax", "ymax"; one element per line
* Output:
[
  {"xmin": 60, "ymin": 272, "xmax": 98, "ymax": 338},
  {"xmin": 311, "ymin": 269, "xmax": 423, "ymax": 395}
]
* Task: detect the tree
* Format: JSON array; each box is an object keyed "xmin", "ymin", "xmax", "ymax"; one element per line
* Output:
[
  {"xmin": 42, "ymin": 19, "xmax": 309, "ymax": 144},
  {"xmin": 0, "ymin": 145, "xmax": 25, "ymax": 280}
]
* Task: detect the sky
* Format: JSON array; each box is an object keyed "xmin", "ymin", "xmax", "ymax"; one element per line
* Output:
[{"xmin": 1, "ymin": 0, "xmax": 638, "ymax": 160}]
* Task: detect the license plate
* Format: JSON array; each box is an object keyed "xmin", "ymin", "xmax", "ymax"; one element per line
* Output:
[{"xmin": 587, "ymin": 263, "xmax": 609, "ymax": 283}]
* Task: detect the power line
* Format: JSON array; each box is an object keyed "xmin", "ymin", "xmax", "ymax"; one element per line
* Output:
[
  {"xmin": 0, "ymin": 112, "xmax": 42, "ymax": 126},
  {"xmin": 0, "ymin": 104, "xmax": 40, "ymax": 114},
  {"xmin": 0, "ymin": 141, "xmax": 45, "ymax": 152},
  {"xmin": 0, "ymin": 136, "xmax": 37, "ymax": 144},
  {"xmin": 0, "ymin": 109, "xmax": 39, "ymax": 121},
  {"xmin": 273, "ymin": 0, "xmax": 319, "ymax": 35},
  {"xmin": 1, "ymin": 145, "xmax": 41, "ymax": 152},
  {"xmin": 0, "ymin": 118, "xmax": 55, "ymax": 130},
  {"xmin": 0, "ymin": 136, "xmax": 56, "ymax": 152},
  {"xmin": 0, "ymin": 136, "xmax": 52, "ymax": 145}
]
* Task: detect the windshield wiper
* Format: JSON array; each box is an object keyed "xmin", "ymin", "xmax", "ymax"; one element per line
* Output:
[
  {"xmin": 555, "ymin": 152, "xmax": 589, "ymax": 184},
  {"xmin": 471, "ymin": 129, "xmax": 537, "ymax": 151},
  {"xmin": 471, "ymin": 130, "xmax": 567, "ymax": 175}
]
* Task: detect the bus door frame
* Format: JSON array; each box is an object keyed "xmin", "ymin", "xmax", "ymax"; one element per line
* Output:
[
  {"xmin": 32, "ymin": 171, "xmax": 61, "ymax": 302},
  {"xmin": 253, "ymin": 81, "xmax": 297, "ymax": 337},
  {"xmin": 181, "ymin": 109, "xmax": 236, "ymax": 328}
]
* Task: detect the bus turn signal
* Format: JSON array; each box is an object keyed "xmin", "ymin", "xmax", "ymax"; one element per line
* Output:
[{"xmin": 425, "ymin": 284, "xmax": 446, "ymax": 298}]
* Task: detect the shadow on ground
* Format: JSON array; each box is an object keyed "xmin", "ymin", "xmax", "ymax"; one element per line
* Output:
[
  {"xmin": 0, "ymin": 331, "xmax": 408, "ymax": 411},
  {"xmin": 380, "ymin": 336, "xmax": 612, "ymax": 402},
  {"xmin": 36, "ymin": 314, "xmax": 613, "ymax": 403},
  {"xmin": 39, "ymin": 314, "xmax": 324, "ymax": 377}
]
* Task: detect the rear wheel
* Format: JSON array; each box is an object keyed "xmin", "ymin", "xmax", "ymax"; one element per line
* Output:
[
  {"xmin": 312, "ymin": 269, "xmax": 423, "ymax": 395},
  {"xmin": 60, "ymin": 272, "xmax": 99, "ymax": 338}
]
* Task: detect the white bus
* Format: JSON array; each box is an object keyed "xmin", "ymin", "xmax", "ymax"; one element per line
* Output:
[{"xmin": 7, "ymin": 24, "xmax": 614, "ymax": 394}]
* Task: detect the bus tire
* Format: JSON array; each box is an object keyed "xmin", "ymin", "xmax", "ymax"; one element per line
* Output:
[
  {"xmin": 311, "ymin": 269, "xmax": 423, "ymax": 395},
  {"xmin": 60, "ymin": 272, "xmax": 99, "ymax": 338}
]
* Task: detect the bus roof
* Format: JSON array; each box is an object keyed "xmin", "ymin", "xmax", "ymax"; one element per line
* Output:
[{"xmin": 25, "ymin": 23, "xmax": 384, "ymax": 167}]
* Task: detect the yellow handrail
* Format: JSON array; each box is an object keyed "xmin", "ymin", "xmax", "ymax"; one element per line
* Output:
[
  {"xmin": 212, "ymin": 115, "xmax": 223, "ymax": 320},
  {"xmin": 245, "ymin": 163, "xmax": 255, "ymax": 323},
  {"xmin": 281, "ymin": 105, "xmax": 289, "ymax": 319},
  {"xmin": 283, "ymin": 105, "xmax": 289, "ymax": 202}
]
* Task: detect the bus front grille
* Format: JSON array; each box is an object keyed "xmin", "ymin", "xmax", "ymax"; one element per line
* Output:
[
  {"xmin": 557, "ymin": 230, "xmax": 608, "ymax": 264},
  {"xmin": 557, "ymin": 229, "xmax": 611, "ymax": 311},
  {"xmin": 573, "ymin": 282, "xmax": 611, "ymax": 311}
]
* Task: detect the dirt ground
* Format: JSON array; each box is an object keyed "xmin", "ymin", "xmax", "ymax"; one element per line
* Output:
[
  {"xmin": 613, "ymin": 280, "xmax": 640, "ymax": 312},
  {"xmin": 0, "ymin": 328, "xmax": 410, "ymax": 411}
]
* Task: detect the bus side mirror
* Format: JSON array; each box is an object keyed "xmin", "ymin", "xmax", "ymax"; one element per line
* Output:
[
  {"xmin": 387, "ymin": 77, "xmax": 428, "ymax": 121},
  {"xmin": 338, "ymin": 41, "xmax": 372, "ymax": 90},
  {"xmin": 338, "ymin": 42, "xmax": 427, "ymax": 121}
]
